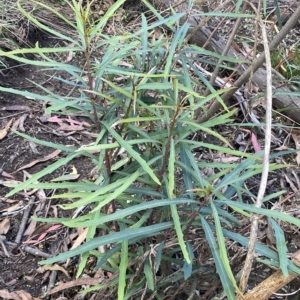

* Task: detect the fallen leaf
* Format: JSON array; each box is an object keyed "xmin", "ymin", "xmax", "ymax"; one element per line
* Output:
[
  {"xmin": 13, "ymin": 150, "xmax": 61, "ymax": 173},
  {"xmin": 0, "ymin": 217, "xmax": 10, "ymax": 234},
  {"xmin": 66, "ymin": 227, "xmax": 88, "ymax": 266},
  {"xmin": 25, "ymin": 223, "xmax": 53, "ymax": 240},
  {"xmin": 0, "ymin": 290, "xmax": 37, "ymax": 300},
  {"xmin": 47, "ymin": 277, "xmax": 101, "ymax": 295},
  {"xmin": 25, "ymin": 224, "xmax": 62, "ymax": 243},
  {"xmin": 0, "ymin": 290, "xmax": 22, "ymax": 300},
  {"xmin": 58, "ymin": 124, "xmax": 84, "ymax": 131},
  {"xmin": 46, "ymin": 116, "xmax": 64, "ymax": 123},
  {"xmin": 0, "ymin": 170, "xmax": 15, "ymax": 179},
  {"xmin": 43, "ymin": 264, "xmax": 70, "ymax": 278},
  {"xmin": 18, "ymin": 114, "xmax": 28, "ymax": 132},
  {"xmin": 0, "ymin": 119, "xmax": 13, "ymax": 140},
  {"xmin": 64, "ymin": 117, "xmax": 91, "ymax": 127},
  {"xmin": 16, "ymin": 290, "xmax": 37, "ymax": 300},
  {"xmin": 51, "ymin": 173, "xmax": 80, "ymax": 181},
  {"xmin": 0, "ymin": 201, "xmax": 24, "ymax": 213},
  {"xmin": 251, "ymin": 132, "xmax": 261, "ymax": 153},
  {"xmin": 24, "ymin": 203, "xmax": 43, "ymax": 236}
]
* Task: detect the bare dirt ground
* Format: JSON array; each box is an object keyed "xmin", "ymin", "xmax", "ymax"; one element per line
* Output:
[{"xmin": 0, "ymin": 36, "xmax": 98, "ymax": 298}]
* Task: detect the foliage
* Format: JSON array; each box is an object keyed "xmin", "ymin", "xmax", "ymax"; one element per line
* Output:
[
  {"xmin": 271, "ymin": 45, "xmax": 300, "ymax": 85},
  {"xmin": 1, "ymin": 0, "xmax": 300, "ymax": 299}
]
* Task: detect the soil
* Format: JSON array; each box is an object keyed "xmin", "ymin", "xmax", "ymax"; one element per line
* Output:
[{"xmin": 0, "ymin": 33, "xmax": 98, "ymax": 298}]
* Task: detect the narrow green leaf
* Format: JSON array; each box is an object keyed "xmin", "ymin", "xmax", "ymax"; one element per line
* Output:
[
  {"xmin": 201, "ymin": 217, "xmax": 235, "ymax": 300},
  {"xmin": 170, "ymin": 204, "xmax": 190, "ymax": 264},
  {"xmin": 90, "ymin": 0, "xmax": 127, "ymax": 40},
  {"xmin": 91, "ymin": 170, "xmax": 142, "ymax": 212},
  {"xmin": 182, "ymin": 241, "xmax": 194, "ymax": 280},
  {"xmin": 11, "ymin": 130, "xmax": 76, "ymax": 152},
  {"xmin": 63, "ymin": 199, "xmax": 196, "ymax": 228},
  {"xmin": 118, "ymin": 223, "xmax": 129, "ymax": 300},
  {"xmin": 222, "ymin": 228, "xmax": 300, "ymax": 275},
  {"xmin": 144, "ymin": 257, "xmax": 155, "ymax": 291},
  {"xmin": 219, "ymin": 200, "xmax": 300, "ymax": 228},
  {"xmin": 211, "ymin": 201, "xmax": 242, "ymax": 295},
  {"xmin": 103, "ymin": 123, "xmax": 160, "ymax": 185},
  {"xmin": 269, "ymin": 218, "xmax": 289, "ymax": 277},
  {"xmin": 155, "ymin": 241, "xmax": 165, "ymax": 273},
  {"xmin": 6, "ymin": 152, "xmax": 80, "ymax": 197},
  {"xmin": 39, "ymin": 222, "xmax": 173, "ymax": 265},
  {"xmin": 168, "ymin": 138, "xmax": 175, "ymax": 198}
]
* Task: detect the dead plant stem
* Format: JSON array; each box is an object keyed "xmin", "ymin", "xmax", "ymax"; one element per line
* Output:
[{"xmin": 238, "ymin": 17, "xmax": 273, "ymax": 295}]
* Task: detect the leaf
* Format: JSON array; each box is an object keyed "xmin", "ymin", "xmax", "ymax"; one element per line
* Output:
[
  {"xmin": 211, "ymin": 201, "xmax": 242, "ymax": 295},
  {"xmin": 220, "ymin": 200, "xmax": 300, "ymax": 228},
  {"xmin": 269, "ymin": 218, "xmax": 289, "ymax": 277},
  {"xmin": 170, "ymin": 204, "xmax": 190, "ymax": 263},
  {"xmin": 5, "ymin": 152, "xmax": 80, "ymax": 197},
  {"xmin": 201, "ymin": 216, "xmax": 235, "ymax": 300},
  {"xmin": 43, "ymin": 264, "xmax": 70, "ymax": 278},
  {"xmin": 155, "ymin": 241, "xmax": 165, "ymax": 273},
  {"xmin": 103, "ymin": 122, "xmax": 160, "ymax": 185},
  {"xmin": 13, "ymin": 150, "xmax": 62, "ymax": 173},
  {"xmin": 118, "ymin": 223, "xmax": 128, "ymax": 300},
  {"xmin": 38, "ymin": 199, "xmax": 197, "ymax": 228},
  {"xmin": 222, "ymin": 228, "xmax": 300, "ymax": 275},
  {"xmin": 182, "ymin": 241, "xmax": 194, "ymax": 280},
  {"xmin": 144, "ymin": 256, "xmax": 155, "ymax": 291},
  {"xmin": 39, "ymin": 222, "xmax": 173, "ymax": 265},
  {"xmin": 0, "ymin": 119, "xmax": 13, "ymax": 140},
  {"xmin": 0, "ymin": 217, "xmax": 10, "ymax": 234}
]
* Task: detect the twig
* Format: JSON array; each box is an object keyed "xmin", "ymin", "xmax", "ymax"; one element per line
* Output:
[
  {"xmin": 238, "ymin": 17, "xmax": 273, "ymax": 295},
  {"xmin": 15, "ymin": 196, "xmax": 35, "ymax": 243},
  {"xmin": 0, "ymin": 235, "xmax": 10, "ymax": 257},
  {"xmin": 47, "ymin": 270, "xmax": 57, "ymax": 293},
  {"xmin": 5, "ymin": 241, "xmax": 52, "ymax": 258}
]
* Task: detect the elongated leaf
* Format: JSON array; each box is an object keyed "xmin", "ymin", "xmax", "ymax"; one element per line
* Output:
[
  {"xmin": 180, "ymin": 140, "xmax": 260, "ymax": 159},
  {"xmin": 201, "ymin": 217, "xmax": 235, "ymax": 300},
  {"xmin": 170, "ymin": 204, "xmax": 190, "ymax": 264},
  {"xmin": 60, "ymin": 177, "xmax": 131, "ymax": 209},
  {"xmin": 118, "ymin": 223, "xmax": 129, "ymax": 300},
  {"xmin": 91, "ymin": 170, "xmax": 143, "ymax": 212},
  {"xmin": 182, "ymin": 241, "xmax": 194, "ymax": 280},
  {"xmin": 62, "ymin": 199, "xmax": 196, "ymax": 228},
  {"xmin": 168, "ymin": 138, "xmax": 175, "ymax": 198},
  {"xmin": 155, "ymin": 241, "xmax": 165, "ymax": 273},
  {"xmin": 269, "ymin": 218, "xmax": 289, "ymax": 277},
  {"xmin": 40, "ymin": 222, "xmax": 173, "ymax": 265},
  {"xmin": 210, "ymin": 201, "xmax": 241, "ymax": 295},
  {"xmin": 214, "ymin": 157, "xmax": 256, "ymax": 191},
  {"xmin": 6, "ymin": 152, "xmax": 80, "ymax": 197},
  {"xmin": 103, "ymin": 123, "xmax": 160, "ymax": 185},
  {"xmin": 90, "ymin": 0, "xmax": 126, "ymax": 40},
  {"xmin": 219, "ymin": 200, "xmax": 300, "ymax": 227},
  {"xmin": 144, "ymin": 257, "xmax": 155, "ymax": 291},
  {"xmin": 11, "ymin": 130, "xmax": 76, "ymax": 152},
  {"xmin": 164, "ymin": 23, "xmax": 189, "ymax": 79}
]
